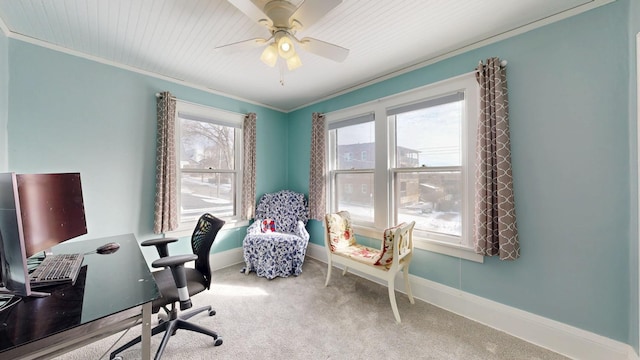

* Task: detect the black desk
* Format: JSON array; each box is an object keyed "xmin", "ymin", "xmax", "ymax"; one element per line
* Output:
[{"xmin": 0, "ymin": 234, "xmax": 160, "ymax": 359}]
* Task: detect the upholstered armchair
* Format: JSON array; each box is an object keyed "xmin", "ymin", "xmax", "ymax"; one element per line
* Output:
[{"xmin": 242, "ymin": 190, "xmax": 310, "ymax": 279}]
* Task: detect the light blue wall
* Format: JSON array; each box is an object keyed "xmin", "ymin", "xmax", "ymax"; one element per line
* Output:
[
  {"xmin": 3, "ymin": 0, "xmax": 638, "ymax": 351},
  {"xmin": 289, "ymin": 0, "xmax": 633, "ymax": 345},
  {"xmin": 628, "ymin": 0, "xmax": 640, "ymax": 351},
  {"xmin": 0, "ymin": 29, "xmax": 7, "ymax": 171},
  {"xmin": 6, "ymin": 40, "xmax": 288, "ymax": 256}
]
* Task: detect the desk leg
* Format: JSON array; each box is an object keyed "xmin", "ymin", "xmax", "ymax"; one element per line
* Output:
[{"xmin": 141, "ymin": 302, "xmax": 152, "ymax": 360}]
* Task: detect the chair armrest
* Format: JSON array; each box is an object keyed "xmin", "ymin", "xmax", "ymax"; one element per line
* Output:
[
  {"xmin": 294, "ymin": 220, "xmax": 310, "ymax": 240},
  {"xmin": 246, "ymin": 219, "xmax": 262, "ymax": 234},
  {"xmin": 151, "ymin": 254, "xmax": 198, "ymax": 269},
  {"xmin": 151, "ymin": 253, "xmax": 199, "ymax": 311},
  {"xmin": 141, "ymin": 237, "xmax": 179, "ymax": 258}
]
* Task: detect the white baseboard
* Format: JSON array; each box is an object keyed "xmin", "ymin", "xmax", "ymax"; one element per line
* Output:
[
  {"xmin": 210, "ymin": 247, "xmax": 244, "ymax": 272},
  {"xmin": 306, "ymin": 243, "xmax": 638, "ymax": 360}
]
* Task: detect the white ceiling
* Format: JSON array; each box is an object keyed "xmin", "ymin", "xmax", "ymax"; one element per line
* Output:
[{"xmin": 0, "ymin": 0, "xmax": 610, "ymax": 112}]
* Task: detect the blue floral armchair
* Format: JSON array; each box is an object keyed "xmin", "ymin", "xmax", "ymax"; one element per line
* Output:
[{"xmin": 242, "ymin": 190, "xmax": 310, "ymax": 279}]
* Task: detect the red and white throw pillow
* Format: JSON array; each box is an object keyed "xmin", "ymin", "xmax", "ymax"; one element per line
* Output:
[{"xmin": 260, "ymin": 218, "xmax": 275, "ymax": 233}]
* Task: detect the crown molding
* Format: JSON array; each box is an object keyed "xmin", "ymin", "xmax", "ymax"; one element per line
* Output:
[
  {"xmin": 290, "ymin": 0, "xmax": 617, "ymax": 112},
  {"xmin": 3, "ymin": 30, "xmax": 286, "ymax": 113}
]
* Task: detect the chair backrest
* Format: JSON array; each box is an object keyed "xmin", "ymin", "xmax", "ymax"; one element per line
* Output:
[
  {"xmin": 324, "ymin": 211, "xmax": 356, "ymax": 251},
  {"xmin": 254, "ymin": 190, "xmax": 309, "ymax": 233},
  {"xmin": 191, "ymin": 213, "xmax": 225, "ymax": 289}
]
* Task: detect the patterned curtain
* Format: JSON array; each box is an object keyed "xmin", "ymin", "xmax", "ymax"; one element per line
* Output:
[
  {"xmin": 308, "ymin": 112, "xmax": 326, "ymax": 221},
  {"xmin": 241, "ymin": 113, "xmax": 257, "ymax": 220},
  {"xmin": 474, "ymin": 58, "xmax": 519, "ymax": 260},
  {"xmin": 153, "ymin": 91, "xmax": 178, "ymax": 234}
]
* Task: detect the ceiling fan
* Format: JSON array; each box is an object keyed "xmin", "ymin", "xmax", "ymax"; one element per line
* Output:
[{"xmin": 216, "ymin": 0, "xmax": 349, "ymax": 71}]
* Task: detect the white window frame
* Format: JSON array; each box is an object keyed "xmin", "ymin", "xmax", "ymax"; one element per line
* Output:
[
  {"xmin": 326, "ymin": 73, "xmax": 483, "ymax": 262},
  {"xmin": 327, "ymin": 113, "xmax": 376, "ymax": 227},
  {"xmin": 167, "ymin": 101, "xmax": 246, "ymax": 236}
]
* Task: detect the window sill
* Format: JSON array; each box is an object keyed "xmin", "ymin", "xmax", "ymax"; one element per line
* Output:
[
  {"xmin": 414, "ymin": 238, "xmax": 484, "ymax": 263},
  {"xmin": 351, "ymin": 225, "xmax": 483, "ymax": 263},
  {"xmin": 165, "ymin": 218, "xmax": 250, "ymax": 238}
]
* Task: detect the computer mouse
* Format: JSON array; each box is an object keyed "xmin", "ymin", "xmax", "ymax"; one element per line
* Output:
[{"xmin": 96, "ymin": 242, "xmax": 120, "ymax": 255}]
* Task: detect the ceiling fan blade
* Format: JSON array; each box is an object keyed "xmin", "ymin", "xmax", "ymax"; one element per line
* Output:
[
  {"xmin": 215, "ymin": 38, "xmax": 269, "ymax": 53},
  {"xmin": 227, "ymin": 0, "xmax": 273, "ymax": 28},
  {"xmin": 289, "ymin": 0, "xmax": 342, "ymax": 30},
  {"xmin": 298, "ymin": 37, "xmax": 349, "ymax": 62}
]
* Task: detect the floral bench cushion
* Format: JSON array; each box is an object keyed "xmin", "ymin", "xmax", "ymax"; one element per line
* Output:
[
  {"xmin": 326, "ymin": 211, "xmax": 407, "ymax": 268},
  {"xmin": 333, "ymin": 243, "xmax": 381, "ymax": 266}
]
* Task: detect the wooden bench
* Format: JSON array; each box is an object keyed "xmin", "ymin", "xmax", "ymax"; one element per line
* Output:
[{"xmin": 324, "ymin": 211, "xmax": 415, "ymax": 323}]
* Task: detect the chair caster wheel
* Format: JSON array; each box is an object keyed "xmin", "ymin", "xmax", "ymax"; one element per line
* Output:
[
  {"xmin": 113, "ymin": 356, "xmax": 123, "ymax": 360},
  {"xmin": 209, "ymin": 309, "xmax": 216, "ymax": 316},
  {"xmin": 214, "ymin": 337, "xmax": 223, "ymax": 346}
]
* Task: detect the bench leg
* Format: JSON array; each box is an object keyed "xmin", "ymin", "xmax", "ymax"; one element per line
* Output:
[
  {"xmin": 403, "ymin": 265, "xmax": 414, "ymax": 304},
  {"xmin": 342, "ymin": 266, "xmax": 348, "ymax": 276},
  {"xmin": 388, "ymin": 276, "xmax": 401, "ymax": 323},
  {"xmin": 324, "ymin": 258, "xmax": 332, "ymax": 287}
]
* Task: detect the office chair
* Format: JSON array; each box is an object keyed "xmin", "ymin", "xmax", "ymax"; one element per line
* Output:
[{"xmin": 110, "ymin": 213, "xmax": 225, "ymax": 360}]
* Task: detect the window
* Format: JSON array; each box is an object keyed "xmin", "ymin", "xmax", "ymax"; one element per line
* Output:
[
  {"xmin": 390, "ymin": 92, "xmax": 466, "ymax": 242},
  {"xmin": 328, "ymin": 114, "xmax": 375, "ymax": 224},
  {"xmin": 175, "ymin": 101, "xmax": 244, "ymax": 226},
  {"xmin": 326, "ymin": 74, "xmax": 481, "ymax": 261}
]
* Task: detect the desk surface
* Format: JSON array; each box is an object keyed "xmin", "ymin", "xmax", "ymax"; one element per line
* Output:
[{"xmin": 0, "ymin": 233, "xmax": 160, "ymax": 356}]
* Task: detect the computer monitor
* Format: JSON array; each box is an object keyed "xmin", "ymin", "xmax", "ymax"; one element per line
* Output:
[
  {"xmin": 0, "ymin": 172, "xmax": 87, "ymax": 297},
  {"xmin": 16, "ymin": 173, "xmax": 87, "ymax": 257}
]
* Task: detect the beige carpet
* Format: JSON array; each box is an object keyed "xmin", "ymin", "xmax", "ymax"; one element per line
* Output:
[{"xmin": 55, "ymin": 258, "xmax": 568, "ymax": 360}]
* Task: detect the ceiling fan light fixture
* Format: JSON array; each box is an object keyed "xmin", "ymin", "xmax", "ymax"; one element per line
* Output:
[
  {"xmin": 277, "ymin": 33, "xmax": 296, "ymax": 59},
  {"xmin": 260, "ymin": 43, "xmax": 278, "ymax": 67},
  {"xmin": 286, "ymin": 53, "xmax": 302, "ymax": 71}
]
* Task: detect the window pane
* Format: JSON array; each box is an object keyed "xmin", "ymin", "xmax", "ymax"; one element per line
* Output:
[
  {"xmin": 396, "ymin": 171, "xmax": 461, "ymax": 237},
  {"xmin": 335, "ymin": 172, "xmax": 374, "ymax": 223},
  {"xmin": 180, "ymin": 119, "xmax": 235, "ymax": 170},
  {"xmin": 180, "ymin": 172, "xmax": 234, "ymax": 221},
  {"xmin": 394, "ymin": 99, "xmax": 462, "ymax": 167},
  {"xmin": 336, "ymin": 121, "xmax": 374, "ymax": 170}
]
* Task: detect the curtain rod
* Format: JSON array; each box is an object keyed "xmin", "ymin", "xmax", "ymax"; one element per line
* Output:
[
  {"xmin": 155, "ymin": 92, "xmax": 175, "ymax": 99},
  {"xmin": 479, "ymin": 59, "xmax": 508, "ymax": 67},
  {"xmin": 155, "ymin": 92, "xmax": 246, "ymax": 118}
]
